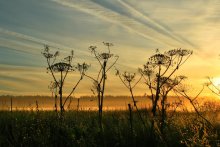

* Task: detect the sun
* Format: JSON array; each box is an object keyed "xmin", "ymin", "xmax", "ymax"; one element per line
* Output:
[{"xmin": 212, "ymin": 77, "xmax": 220, "ymax": 87}]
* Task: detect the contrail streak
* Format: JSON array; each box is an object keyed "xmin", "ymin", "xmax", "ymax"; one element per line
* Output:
[
  {"xmin": 0, "ymin": 37, "xmax": 39, "ymax": 55},
  {"xmin": 118, "ymin": 0, "xmax": 197, "ymax": 48},
  {"xmin": 52, "ymin": 0, "xmax": 186, "ymax": 47},
  {"xmin": 0, "ymin": 27, "xmax": 72, "ymax": 52},
  {"xmin": 0, "ymin": 27, "xmax": 91, "ymax": 57}
]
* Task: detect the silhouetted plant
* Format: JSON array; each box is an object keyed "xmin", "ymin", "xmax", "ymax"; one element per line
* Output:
[
  {"xmin": 206, "ymin": 77, "xmax": 220, "ymax": 97},
  {"xmin": 139, "ymin": 49, "xmax": 192, "ymax": 117},
  {"xmin": 42, "ymin": 45, "xmax": 89, "ymax": 114},
  {"xmin": 63, "ymin": 62, "xmax": 90, "ymax": 108},
  {"xmin": 159, "ymin": 75, "xmax": 186, "ymax": 133},
  {"xmin": 84, "ymin": 42, "xmax": 119, "ymax": 133},
  {"xmin": 48, "ymin": 81, "xmax": 59, "ymax": 112},
  {"xmin": 174, "ymin": 84, "xmax": 217, "ymax": 146},
  {"xmin": 138, "ymin": 48, "xmax": 192, "ymax": 145},
  {"xmin": 10, "ymin": 97, "xmax": 12, "ymax": 112},
  {"xmin": 174, "ymin": 84, "xmax": 213, "ymax": 128},
  {"xmin": 115, "ymin": 70, "xmax": 147, "ymax": 129},
  {"xmin": 77, "ymin": 98, "xmax": 80, "ymax": 111},
  {"xmin": 35, "ymin": 100, "xmax": 39, "ymax": 112}
]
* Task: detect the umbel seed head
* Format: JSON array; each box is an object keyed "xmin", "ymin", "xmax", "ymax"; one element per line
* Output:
[{"xmin": 51, "ymin": 62, "xmax": 73, "ymax": 72}]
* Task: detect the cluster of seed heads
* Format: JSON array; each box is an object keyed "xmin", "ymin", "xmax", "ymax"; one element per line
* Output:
[
  {"xmin": 122, "ymin": 72, "xmax": 136, "ymax": 82},
  {"xmin": 77, "ymin": 63, "xmax": 90, "ymax": 74},
  {"xmin": 149, "ymin": 54, "xmax": 171, "ymax": 66},
  {"xmin": 50, "ymin": 62, "xmax": 73, "ymax": 72},
  {"xmin": 165, "ymin": 48, "xmax": 193, "ymax": 57}
]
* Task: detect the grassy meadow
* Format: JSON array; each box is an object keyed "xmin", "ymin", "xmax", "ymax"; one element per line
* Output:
[{"xmin": 0, "ymin": 99, "xmax": 220, "ymax": 147}]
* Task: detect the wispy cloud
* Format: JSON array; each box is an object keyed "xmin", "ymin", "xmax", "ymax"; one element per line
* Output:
[
  {"xmin": 52, "ymin": 0, "xmax": 191, "ymax": 48},
  {"xmin": 0, "ymin": 27, "xmax": 91, "ymax": 59},
  {"xmin": 0, "ymin": 37, "xmax": 39, "ymax": 55},
  {"xmin": 0, "ymin": 64, "xmax": 44, "ymax": 74},
  {"xmin": 0, "ymin": 27, "xmax": 74, "ymax": 52},
  {"xmin": 118, "ymin": 0, "xmax": 197, "ymax": 49}
]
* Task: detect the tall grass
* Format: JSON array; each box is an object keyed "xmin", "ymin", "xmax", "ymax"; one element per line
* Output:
[{"xmin": 0, "ymin": 110, "xmax": 219, "ymax": 146}]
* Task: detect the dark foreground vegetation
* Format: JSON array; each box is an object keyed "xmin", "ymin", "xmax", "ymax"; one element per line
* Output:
[{"xmin": 0, "ymin": 109, "xmax": 220, "ymax": 147}]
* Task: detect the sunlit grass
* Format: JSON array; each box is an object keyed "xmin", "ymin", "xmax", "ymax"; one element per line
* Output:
[{"xmin": 0, "ymin": 109, "xmax": 219, "ymax": 146}]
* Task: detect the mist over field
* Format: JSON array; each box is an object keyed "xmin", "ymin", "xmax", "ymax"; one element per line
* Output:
[{"xmin": 1, "ymin": 95, "xmax": 219, "ymax": 112}]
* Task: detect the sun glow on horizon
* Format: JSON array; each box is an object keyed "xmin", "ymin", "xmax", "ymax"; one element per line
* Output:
[{"xmin": 211, "ymin": 77, "xmax": 220, "ymax": 88}]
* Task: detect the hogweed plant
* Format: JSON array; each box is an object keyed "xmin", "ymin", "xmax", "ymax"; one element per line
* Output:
[
  {"xmin": 139, "ymin": 48, "xmax": 193, "ymax": 117},
  {"xmin": 84, "ymin": 42, "xmax": 119, "ymax": 133},
  {"xmin": 42, "ymin": 45, "xmax": 89, "ymax": 114},
  {"xmin": 173, "ymin": 84, "xmax": 217, "ymax": 146},
  {"xmin": 63, "ymin": 62, "xmax": 90, "ymax": 108},
  {"xmin": 158, "ymin": 75, "xmax": 187, "ymax": 133},
  {"xmin": 115, "ymin": 70, "xmax": 147, "ymax": 129},
  {"xmin": 138, "ymin": 48, "xmax": 192, "ymax": 145},
  {"xmin": 48, "ymin": 81, "xmax": 59, "ymax": 111},
  {"xmin": 174, "ymin": 84, "xmax": 213, "ymax": 128}
]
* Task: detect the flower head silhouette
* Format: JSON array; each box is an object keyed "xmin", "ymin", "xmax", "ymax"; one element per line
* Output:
[
  {"xmin": 50, "ymin": 62, "xmax": 73, "ymax": 72},
  {"xmin": 149, "ymin": 54, "xmax": 170, "ymax": 66}
]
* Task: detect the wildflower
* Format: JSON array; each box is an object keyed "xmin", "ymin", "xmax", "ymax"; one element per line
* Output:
[
  {"xmin": 42, "ymin": 45, "xmax": 59, "ymax": 59},
  {"xmin": 50, "ymin": 62, "xmax": 73, "ymax": 72},
  {"xmin": 165, "ymin": 49, "xmax": 178, "ymax": 56},
  {"xmin": 49, "ymin": 81, "xmax": 59, "ymax": 90},
  {"xmin": 149, "ymin": 53, "xmax": 171, "ymax": 66},
  {"xmin": 77, "ymin": 62, "xmax": 90, "ymax": 74},
  {"xmin": 122, "ymin": 72, "xmax": 136, "ymax": 82},
  {"xmin": 141, "ymin": 64, "xmax": 154, "ymax": 76},
  {"xmin": 42, "ymin": 52, "xmax": 53, "ymax": 58},
  {"xmin": 98, "ymin": 53, "xmax": 113, "ymax": 60},
  {"xmin": 103, "ymin": 42, "xmax": 113, "ymax": 47},
  {"xmin": 89, "ymin": 46, "xmax": 97, "ymax": 53},
  {"xmin": 177, "ymin": 49, "xmax": 193, "ymax": 56},
  {"xmin": 115, "ymin": 69, "xmax": 120, "ymax": 76}
]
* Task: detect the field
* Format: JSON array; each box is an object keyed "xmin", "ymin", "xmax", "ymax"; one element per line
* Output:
[
  {"xmin": 0, "ymin": 95, "xmax": 210, "ymax": 111},
  {"xmin": 0, "ymin": 108, "xmax": 220, "ymax": 147}
]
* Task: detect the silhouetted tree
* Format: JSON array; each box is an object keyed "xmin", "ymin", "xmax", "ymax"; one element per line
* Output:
[{"xmin": 42, "ymin": 45, "xmax": 89, "ymax": 114}]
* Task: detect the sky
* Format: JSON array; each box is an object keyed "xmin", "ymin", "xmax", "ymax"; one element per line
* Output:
[{"xmin": 0, "ymin": 0, "xmax": 220, "ymax": 97}]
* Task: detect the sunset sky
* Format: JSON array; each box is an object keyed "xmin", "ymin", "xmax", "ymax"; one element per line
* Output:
[{"xmin": 0, "ymin": 0, "xmax": 220, "ymax": 97}]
